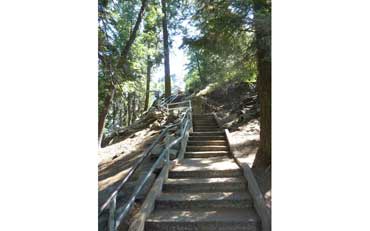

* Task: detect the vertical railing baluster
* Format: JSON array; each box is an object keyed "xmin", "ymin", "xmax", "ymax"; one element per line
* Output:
[
  {"xmin": 108, "ymin": 196, "xmax": 117, "ymax": 231},
  {"xmin": 166, "ymin": 148, "xmax": 170, "ymax": 163}
]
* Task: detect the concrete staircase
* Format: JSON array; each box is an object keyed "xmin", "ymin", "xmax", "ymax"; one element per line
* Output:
[{"xmin": 145, "ymin": 114, "xmax": 261, "ymax": 231}]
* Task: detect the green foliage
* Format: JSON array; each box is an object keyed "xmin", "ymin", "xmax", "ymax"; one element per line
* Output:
[
  {"xmin": 99, "ymin": 0, "xmax": 164, "ymax": 135},
  {"xmin": 98, "ymin": 0, "xmax": 271, "ymax": 137},
  {"xmin": 181, "ymin": 0, "xmax": 259, "ymax": 92},
  {"xmin": 185, "ymin": 67, "xmax": 202, "ymax": 92}
]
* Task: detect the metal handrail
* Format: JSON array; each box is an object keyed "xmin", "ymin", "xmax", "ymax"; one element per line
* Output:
[
  {"xmin": 168, "ymin": 100, "xmax": 190, "ymax": 106},
  {"xmin": 99, "ymin": 125, "xmax": 173, "ymax": 215},
  {"xmin": 167, "ymin": 100, "xmax": 191, "ymax": 112},
  {"xmin": 99, "ymin": 98, "xmax": 192, "ymax": 231},
  {"xmin": 159, "ymin": 93, "xmax": 178, "ymax": 106},
  {"xmin": 99, "ymin": 95, "xmax": 179, "ymax": 214},
  {"xmin": 112, "ymin": 111, "xmax": 191, "ymax": 230},
  {"xmin": 99, "ymin": 105, "xmax": 189, "ymax": 216}
]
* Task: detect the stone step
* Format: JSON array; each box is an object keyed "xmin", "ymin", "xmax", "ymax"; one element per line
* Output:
[
  {"xmin": 192, "ymin": 120, "xmax": 217, "ymax": 123},
  {"xmin": 168, "ymin": 168, "xmax": 242, "ymax": 178},
  {"xmin": 192, "ymin": 114, "xmax": 214, "ymax": 118},
  {"xmin": 193, "ymin": 122, "xmax": 217, "ymax": 125},
  {"xmin": 186, "ymin": 145, "xmax": 228, "ymax": 151},
  {"xmin": 194, "ymin": 129, "xmax": 223, "ymax": 132},
  {"xmin": 185, "ymin": 151, "xmax": 229, "ymax": 158},
  {"xmin": 193, "ymin": 125, "xmax": 218, "ymax": 128},
  {"xmin": 168, "ymin": 157, "xmax": 242, "ymax": 178},
  {"xmin": 193, "ymin": 125, "xmax": 218, "ymax": 129},
  {"xmin": 193, "ymin": 126, "xmax": 218, "ymax": 129},
  {"xmin": 155, "ymin": 192, "xmax": 253, "ymax": 209},
  {"xmin": 145, "ymin": 208, "xmax": 260, "ymax": 231},
  {"xmin": 192, "ymin": 116, "xmax": 216, "ymax": 119},
  {"xmin": 163, "ymin": 177, "xmax": 247, "ymax": 193},
  {"xmin": 192, "ymin": 120, "xmax": 216, "ymax": 122},
  {"xmin": 193, "ymin": 118, "xmax": 216, "ymax": 121},
  {"xmin": 193, "ymin": 121, "xmax": 217, "ymax": 125},
  {"xmin": 193, "ymin": 125, "xmax": 219, "ymax": 128},
  {"xmin": 187, "ymin": 140, "xmax": 227, "ymax": 146},
  {"xmin": 191, "ymin": 131, "xmax": 225, "ymax": 136},
  {"xmin": 188, "ymin": 135, "xmax": 226, "ymax": 140},
  {"xmin": 193, "ymin": 129, "xmax": 222, "ymax": 132},
  {"xmin": 193, "ymin": 120, "xmax": 218, "ymax": 126}
]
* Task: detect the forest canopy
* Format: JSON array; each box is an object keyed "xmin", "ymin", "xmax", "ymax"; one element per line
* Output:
[{"xmin": 98, "ymin": 0, "xmax": 271, "ymax": 167}]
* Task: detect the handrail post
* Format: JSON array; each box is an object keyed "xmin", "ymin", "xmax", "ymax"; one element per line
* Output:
[
  {"xmin": 189, "ymin": 100, "xmax": 193, "ymax": 132},
  {"xmin": 108, "ymin": 196, "xmax": 117, "ymax": 231}
]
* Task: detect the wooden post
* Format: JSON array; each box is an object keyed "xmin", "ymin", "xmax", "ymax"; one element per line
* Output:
[
  {"xmin": 108, "ymin": 196, "xmax": 117, "ymax": 231},
  {"xmin": 177, "ymin": 122, "xmax": 189, "ymax": 160}
]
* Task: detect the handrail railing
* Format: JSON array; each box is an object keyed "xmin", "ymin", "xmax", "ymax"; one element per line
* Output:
[
  {"xmin": 99, "ymin": 107, "xmax": 188, "ymax": 215},
  {"xmin": 159, "ymin": 93, "xmax": 178, "ymax": 106},
  {"xmin": 99, "ymin": 97, "xmax": 192, "ymax": 231},
  {"xmin": 167, "ymin": 100, "xmax": 191, "ymax": 111},
  {"xmin": 111, "ymin": 109, "xmax": 191, "ymax": 230},
  {"xmin": 99, "ymin": 95, "xmax": 180, "ymax": 214},
  {"xmin": 168, "ymin": 100, "xmax": 190, "ymax": 106},
  {"xmin": 168, "ymin": 100, "xmax": 192, "ymax": 127},
  {"xmin": 99, "ymin": 124, "xmax": 174, "ymax": 215}
]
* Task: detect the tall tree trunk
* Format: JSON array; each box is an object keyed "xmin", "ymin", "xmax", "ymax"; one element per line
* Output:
[
  {"xmin": 123, "ymin": 96, "xmax": 128, "ymax": 126},
  {"xmin": 98, "ymin": 84, "xmax": 115, "ymax": 147},
  {"xmin": 112, "ymin": 99, "xmax": 117, "ymax": 129},
  {"xmin": 127, "ymin": 93, "xmax": 132, "ymax": 126},
  {"xmin": 252, "ymin": 0, "xmax": 271, "ymax": 169},
  {"xmin": 144, "ymin": 56, "xmax": 152, "ymax": 111},
  {"xmin": 98, "ymin": 0, "xmax": 149, "ymax": 146},
  {"xmin": 119, "ymin": 105, "xmax": 123, "ymax": 127},
  {"xmin": 195, "ymin": 52, "xmax": 206, "ymax": 85},
  {"xmin": 161, "ymin": 0, "xmax": 171, "ymax": 97},
  {"xmin": 132, "ymin": 93, "xmax": 137, "ymax": 123}
]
